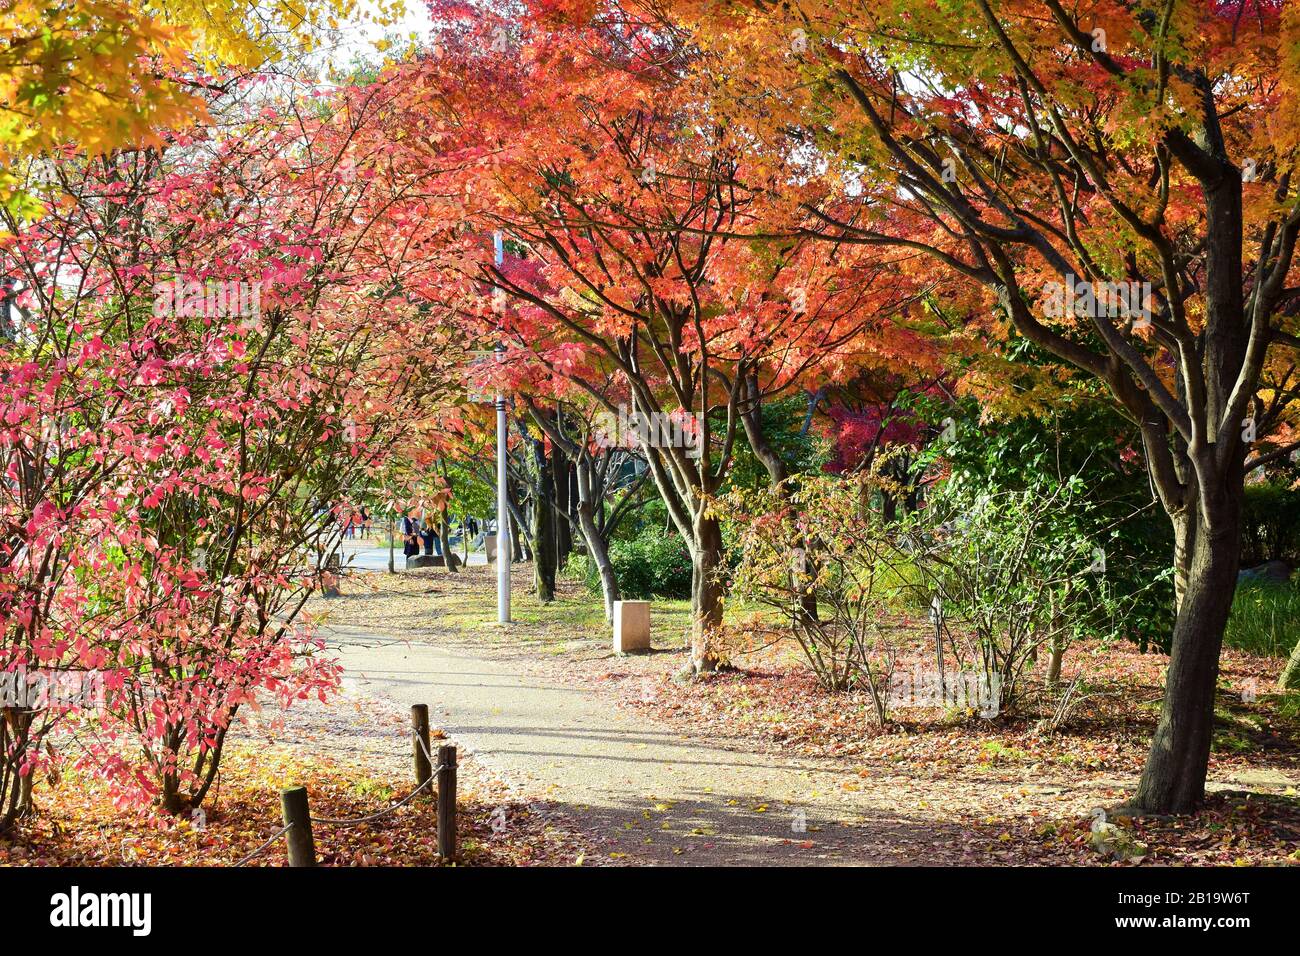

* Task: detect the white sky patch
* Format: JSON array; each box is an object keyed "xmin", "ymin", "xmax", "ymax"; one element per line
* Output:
[{"xmin": 305, "ymin": 0, "xmax": 436, "ymax": 76}]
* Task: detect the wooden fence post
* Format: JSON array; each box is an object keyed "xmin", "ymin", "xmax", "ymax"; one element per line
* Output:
[
  {"xmin": 322, "ymin": 552, "xmax": 341, "ymax": 598},
  {"xmin": 436, "ymin": 745, "xmax": 457, "ymax": 862},
  {"xmin": 281, "ymin": 786, "xmax": 316, "ymax": 867},
  {"xmin": 411, "ymin": 704, "xmax": 432, "ymax": 793}
]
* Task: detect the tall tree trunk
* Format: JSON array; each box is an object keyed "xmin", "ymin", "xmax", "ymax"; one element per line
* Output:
[
  {"xmin": 511, "ymin": 510, "xmax": 527, "ymax": 562},
  {"xmin": 739, "ymin": 376, "xmax": 817, "ymax": 623},
  {"xmin": 505, "ymin": 483, "xmax": 530, "ymax": 562},
  {"xmin": 689, "ymin": 513, "xmax": 725, "ymax": 673},
  {"xmin": 520, "ymin": 400, "xmax": 617, "ymax": 617},
  {"xmin": 1046, "ymin": 585, "xmax": 1066, "ymax": 686},
  {"xmin": 1279, "ymin": 636, "xmax": 1300, "ymax": 690},
  {"xmin": 1045, "ymin": 639, "xmax": 1064, "ymax": 687},
  {"xmin": 1133, "ymin": 163, "xmax": 1247, "ymax": 814},
  {"xmin": 1172, "ymin": 507, "xmax": 1197, "ymax": 614},
  {"xmin": 531, "ymin": 446, "xmax": 557, "ymax": 602},
  {"xmin": 16, "ymin": 770, "xmax": 33, "ymax": 819},
  {"xmin": 1134, "ymin": 487, "xmax": 1243, "ymax": 814},
  {"xmin": 437, "ymin": 506, "xmax": 457, "ymax": 573},
  {"xmin": 1, "ymin": 709, "xmax": 34, "ymax": 832},
  {"xmin": 160, "ymin": 727, "xmax": 187, "ymax": 814},
  {"xmin": 575, "ymin": 455, "xmax": 619, "ymax": 620},
  {"xmin": 435, "ymin": 461, "xmax": 459, "ymax": 572},
  {"xmin": 555, "ymin": 453, "xmax": 574, "ymax": 570},
  {"xmin": 387, "ymin": 515, "xmax": 395, "ymax": 574}
]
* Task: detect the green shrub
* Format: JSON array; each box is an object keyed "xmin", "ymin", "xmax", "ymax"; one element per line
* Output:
[
  {"xmin": 561, "ymin": 550, "xmax": 593, "ymax": 584},
  {"xmin": 724, "ymin": 475, "xmax": 914, "ymax": 707},
  {"xmin": 918, "ymin": 477, "xmax": 1150, "ymax": 711},
  {"xmin": 1241, "ymin": 484, "xmax": 1300, "ymax": 567},
  {"xmin": 577, "ymin": 531, "xmax": 693, "ymax": 600},
  {"xmin": 1225, "ymin": 582, "xmax": 1300, "ymax": 658},
  {"xmin": 614, "ymin": 531, "xmax": 693, "ymax": 599},
  {"xmin": 929, "ymin": 395, "xmax": 1175, "ymax": 650}
]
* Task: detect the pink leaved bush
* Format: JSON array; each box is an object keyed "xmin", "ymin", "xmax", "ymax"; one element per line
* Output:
[{"xmin": 1, "ymin": 80, "xmax": 461, "ymax": 825}]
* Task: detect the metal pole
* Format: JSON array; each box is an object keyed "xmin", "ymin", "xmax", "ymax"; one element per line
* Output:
[
  {"xmin": 497, "ymin": 387, "xmax": 511, "ymax": 623},
  {"xmin": 494, "ymin": 231, "xmax": 511, "ymax": 624}
]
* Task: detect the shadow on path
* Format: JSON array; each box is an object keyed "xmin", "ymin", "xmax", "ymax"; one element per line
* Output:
[{"xmin": 320, "ymin": 623, "xmax": 1067, "ymax": 865}]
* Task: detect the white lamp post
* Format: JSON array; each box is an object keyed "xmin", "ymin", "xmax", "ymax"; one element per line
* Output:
[{"xmin": 494, "ymin": 231, "xmax": 511, "ymax": 624}]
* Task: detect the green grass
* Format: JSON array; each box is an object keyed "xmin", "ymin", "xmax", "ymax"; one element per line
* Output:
[
  {"xmin": 1225, "ymin": 582, "xmax": 1300, "ymax": 657},
  {"xmin": 424, "ymin": 571, "xmax": 696, "ymax": 649},
  {"xmin": 979, "ymin": 740, "xmax": 1029, "ymax": 762},
  {"xmin": 870, "ymin": 555, "xmax": 932, "ymax": 611},
  {"xmin": 352, "ymin": 778, "xmax": 396, "ymax": 800}
]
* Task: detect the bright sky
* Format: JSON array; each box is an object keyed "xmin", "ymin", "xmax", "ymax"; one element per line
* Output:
[{"xmin": 307, "ymin": 0, "xmax": 437, "ymax": 74}]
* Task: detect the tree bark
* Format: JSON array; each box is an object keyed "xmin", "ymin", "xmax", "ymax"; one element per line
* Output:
[
  {"xmin": 1280, "ymin": 636, "xmax": 1300, "ymax": 691},
  {"xmin": 689, "ymin": 513, "xmax": 725, "ymax": 673},
  {"xmin": 520, "ymin": 400, "xmax": 620, "ymax": 618},
  {"xmin": 575, "ymin": 456, "xmax": 619, "ymax": 620},
  {"xmin": 638, "ymin": 441, "xmax": 721, "ymax": 674},
  {"xmin": 16, "ymin": 771, "xmax": 33, "ymax": 819},
  {"xmin": 739, "ymin": 376, "xmax": 818, "ymax": 623},
  {"xmin": 1279, "ymin": 639, "xmax": 1300, "ymax": 691},
  {"xmin": 1134, "ymin": 489, "xmax": 1243, "ymax": 813},
  {"xmin": 1131, "ymin": 161, "xmax": 1248, "ymax": 813},
  {"xmin": 505, "ymin": 483, "xmax": 530, "ymax": 561},
  {"xmin": 0, "ymin": 709, "xmax": 30, "ymax": 832},
  {"xmin": 435, "ymin": 462, "xmax": 459, "ymax": 573},
  {"xmin": 1045, "ymin": 640, "xmax": 1064, "ymax": 687},
  {"xmin": 555, "ymin": 451, "xmax": 574, "ymax": 570},
  {"xmin": 387, "ymin": 515, "xmax": 395, "ymax": 574},
  {"xmin": 530, "ymin": 442, "xmax": 557, "ymax": 602},
  {"xmin": 511, "ymin": 508, "xmax": 527, "ymax": 562},
  {"xmin": 1171, "ymin": 508, "xmax": 1197, "ymax": 614},
  {"xmin": 1046, "ymin": 585, "xmax": 1066, "ymax": 686},
  {"xmin": 437, "ymin": 509, "xmax": 457, "ymax": 573}
]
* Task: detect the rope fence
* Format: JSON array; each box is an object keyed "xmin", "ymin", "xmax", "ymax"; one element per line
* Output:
[
  {"xmin": 236, "ymin": 703, "xmax": 457, "ymax": 867},
  {"xmin": 234, "ymin": 823, "xmax": 295, "ymax": 868},
  {"xmin": 310, "ymin": 764, "xmax": 438, "ymax": 826}
]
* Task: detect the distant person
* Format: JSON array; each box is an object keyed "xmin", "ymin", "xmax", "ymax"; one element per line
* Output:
[
  {"xmin": 403, "ymin": 530, "xmax": 420, "ymax": 560},
  {"xmin": 420, "ymin": 522, "xmax": 441, "ymax": 556}
]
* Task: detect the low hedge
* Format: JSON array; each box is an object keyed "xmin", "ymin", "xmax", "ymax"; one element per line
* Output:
[{"xmin": 571, "ymin": 530, "xmax": 693, "ymax": 600}]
